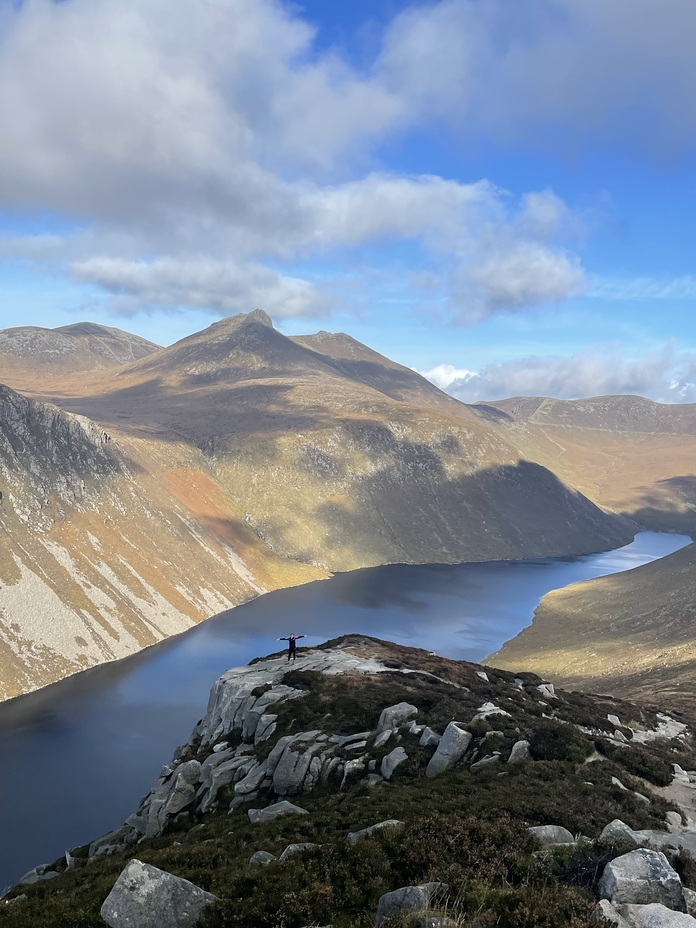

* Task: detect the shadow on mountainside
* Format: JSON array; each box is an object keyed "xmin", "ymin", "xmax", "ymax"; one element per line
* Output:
[{"xmin": 626, "ymin": 475, "xmax": 696, "ymax": 533}]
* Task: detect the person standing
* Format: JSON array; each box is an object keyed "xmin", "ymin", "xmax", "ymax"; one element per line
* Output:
[{"xmin": 278, "ymin": 633, "xmax": 305, "ymax": 662}]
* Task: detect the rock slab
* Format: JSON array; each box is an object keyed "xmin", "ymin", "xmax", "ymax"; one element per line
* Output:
[
  {"xmin": 375, "ymin": 882, "xmax": 449, "ymax": 927},
  {"xmin": 599, "ymin": 849, "xmax": 685, "ymax": 911},
  {"xmin": 100, "ymin": 859, "xmax": 217, "ymax": 928},
  {"xmin": 426, "ymin": 721, "xmax": 472, "ymax": 778}
]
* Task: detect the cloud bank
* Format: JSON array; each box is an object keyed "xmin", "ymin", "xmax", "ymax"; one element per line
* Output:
[{"xmin": 422, "ymin": 346, "xmax": 696, "ymax": 405}]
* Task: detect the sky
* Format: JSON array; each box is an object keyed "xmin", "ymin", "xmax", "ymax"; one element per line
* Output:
[{"xmin": 1, "ymin": 0, "xmax": 696, "ymax": 403}]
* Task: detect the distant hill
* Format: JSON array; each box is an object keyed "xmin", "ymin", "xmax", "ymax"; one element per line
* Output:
[
  {"xmin": 0, "ymin": 322, "xmax": 160, "ymax": 394},
  {"xmin": 485, "ymin": 394, "xmax": 696, "ymax": 533}
]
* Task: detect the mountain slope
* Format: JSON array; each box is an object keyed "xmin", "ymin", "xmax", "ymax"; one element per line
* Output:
[
  {"xmin": 0, "ymin": 382, "xmax": 322, "ymax": 699},
  {"xmin": 38, "ymin": 311, "xmax": 633, "ymax": 570},
  {"xmin": 486, "ymin": 394, "xmax": 696, "ymax": 533}
]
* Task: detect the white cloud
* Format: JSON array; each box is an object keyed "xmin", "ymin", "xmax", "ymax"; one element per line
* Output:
[
  {"xmin": 72, "ymin": 257, "xmax": 334, "ymax": 318},
  {"xmin": 419, "ymin": 363, "xmax": 476, "ymax": 391},
  {"xmin": 5, "ymin": 0, "xmax": 667, "ymax": 320},
  {"xmin": 422, "ymin": 346, "xmax": 696, "ymax": 404}
]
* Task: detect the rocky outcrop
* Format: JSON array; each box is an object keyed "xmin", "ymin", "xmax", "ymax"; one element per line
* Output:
[{"xmin": 375, "ymin": 882, "xmax": 449, "ymax": 927}]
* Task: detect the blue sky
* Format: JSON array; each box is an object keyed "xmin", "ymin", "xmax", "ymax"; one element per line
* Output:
[{"xmin": 1, "ymin": 0, "xmax": 696, "ymax": 402}]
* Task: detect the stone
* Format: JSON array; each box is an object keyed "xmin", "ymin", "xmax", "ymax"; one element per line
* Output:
[
  {"xmin": 618, "ymin": 903, "xmax": 696, "ymax": 926},
  {"xmin": 254, "ymin": 715, "xmax": 277, "ymax": 744},
  {"xmin": 508, "ymin": 740, "xmax": 532, "ymax": 764},
  {"xmin": 601, "ymin": 820, "xmax": 642, "ymax": 847},
  {"xmin": 596, "ymin": 899, "xmax": 631, "ymax": 926},
  {"xmin": 376, "ymin": 703, "xmax": 418, "ymax": 733},
  {"xmin": 635, "ymin": 792, "xmax": 651, "ymax": 805},
  {"xmin": 363, "ymin": 773, "xmax": 385, "ymax": 787},
  {"xmin": 347, "ymin": 820, "xmax": 404, "ymax": 845},
  {"xmin": 599, "ymin": 849, "xmax": 685, "ymax": 911},
  {"xmin": 667, "ymin": 812, "xmax": 684, "ymax": 830},
  {"xmin": 472, "ymin": 702, "xmax": 511, "ymax": 722},
  {"xmin": 613, "ymin": 777, "xmax": 629, "ymax": 791},
  {"xmin": 528, "ymin": 825, "xmax": 576, "ymax": 847},
  {"xmin": 373, "ymin": 729, "xmax": 393, "ymax": 749},
  {"xmin": 476, "ymin": 671, "xmax": 489, "ymax": 681},
  {"xmin": 381, "ymin": 747, "xmax": 408, "ymax": 781},
  {"xmin": 471, "ymin": 753, "xmax": 501, "ymax": 771},
  {"xmin": 248, "ymin": 801, "xmax": 309, "ymax": 824},
  {"xmin": 248, "ymin": 851, "xmax": 276, "ymax": 868},
  {"xmin": 341, "ymin": 756, "xmax": 367, "ymax": 787},
  {"xmin": 406, "ymin": 720, "xmax": 424, "ymax": 735},
  {"xmin": 279, "ymin": 843, "xmax": 322, "ymax": 861},
  {"xmin": 88, "ymin": 825, "xmax": 133, "ymax": 859},
  {"xmin": 3, "ymin": 894, "xmax": 27, "ymax": 906},
  {"xmin": 537, "ymin": 683, "xmax": 557, "ymax": 700},
  {"xmin": 234, "ymin": 760, "xmax": 268, "ymax": 795},
  {"xmin": 17, "ymin": 865, "xmax": 60, "ymax": 885},
  {"xmin": 615, "ymin": 730, "xmax": 630, "ymax": 744},
  {"xmin": 608, "ymin": 715, "xmax": 623, "ymax": 728},
  {"xmin": 685, "ymin": 889, "xmax": 696, "ymax": 918},
  {"xmin": 212, "ymin": 741, "xmax": 229, "ymax": 753},
  {"xmin": 100, "ymin": 859, "xmax": 217, "ymax": 928},
  {"xmin": 375, "ymin": 882, "xmax": 449, "ymax": 927},
  {"xmin": 426, "ymin": 721, "xmax": 472, "ymax": 778},
  {"xmin": 419, "ymin": 727, "xmax": 442, "ymax": 748}
]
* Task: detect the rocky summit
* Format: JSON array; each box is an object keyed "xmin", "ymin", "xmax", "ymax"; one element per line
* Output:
[{"xmin": 5, "ymin": 635, "xmax": 696, "ymax": 927}]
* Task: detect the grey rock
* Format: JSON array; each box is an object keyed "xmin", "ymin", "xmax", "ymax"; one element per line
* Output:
[
  {"xmin": 248, "ymin": 851, "xmax": 276, "ymax": 868},
  {"xmin": 406, "ymin": 721, "xmax": 424, "ymax": 735},
  {"xmin": 601, "ymin": 820, "xmax": 642, "ymax": 847},
  {"xmin": 684, "ymin": 889, "xmax": 696, "ymax": 918},
  {"xmin": 3, "ymin": 894, "xmax": 27, "ymax": 906},
  {"xmin": 419, "ymin": 727, "xmax": 442, "ymax": 749},
  {"xmin": 254, "ymin": 715, "xmax": 277, "ymax": 744},
  {"xmin": 88, "ymin": 825, "xmax": 133, "ymax": 859},
  {"xmin": 376, "ymin": 882, "xmax": 449, "ymax": 927},
  {"xmin": 331, "ymin": 731, "xmax": 372, "ymax": 746},
  {"xmin": 381, "ymin": 747, "xmax": 408, "ymax": 781},
  {"xmin": 608, "ymin": 715, "xmax": 622, "ymax": 728},
  {"xmin": 471, "ymin": 753, "xmax": 501, "ymax": 771},
  {"xmin": 667, "ymin": 812, "xmax": 684, "ymax": 831},
  {"xmin": 596, "ymin": 899, "xmax": 631, "ymax": 927},
  {"xmin": 363, "ymin": 773, "xmax": 385, "ymax": 788},
  {"xmin": 342, "ymin": 756, "xmax": 368, "ymax": 787},
  {"xmin": 212, "ymin": 741, "xmax": 229, "ymax": 753},
  {"xmin": 100, "ymin": 859, "xmax": 217, "ymax": 928},
  {"xmin": 615, "ymin": 730, "xmax": 630, "ymax": 744},
  {"xmin": 347, "ymin": 820, "xmax": 404, "ymax": 845},
  {"xmin": 528, "ymin": 824, "xmax": 576, "ymax": 847},
  {"xmin": 279, "ymin": 843, "xmax": 322, "ymax": 861},
  {"xmin": 472, "ymin": 702, "xmax": 511, "ymax": 722},
  {"xmin": 476, "ymin": 671, "xmax": 489, "ymax": 681},
  {"xmin": 376, "ymin": 703, "xmax": 418, "ymax": 733},
  {"xmin": 618, "ymin": 903, "xmax": 696, "ymax": 926},
  {"xmin": 635, "ymin": 792, "xmax": 651, "ymax": 805},
  {"xmin": 508, "ymin": 739, "xmax": 532, "ymax": 764},
  {"xmin": 613, "ymin": 777, "xmax": 629, "ymax": 791},
  {"xmin": 234, "ymin": 760, "xmax": 268, "ymax": 795},
  {"xmin": 373, "ymin": 729, "xmax": 393, "ymax": 749},
  {"xmin": 18, "ymin": 864, "xmax": 60, "ymax": 886},
  {"xmin": 537, "ymin": 683, "xmax": 557, "ymax": 700},
  {"xmin": 426, "ymin": 721, "xmax": 472, "ymax": 778},
  {"xmin": 599, "ymin": 849, "xmax": 685, "ymax": 910},
  {"xmin": 248, "ymin": 801, "xmax": 309, "ymax": 824}
]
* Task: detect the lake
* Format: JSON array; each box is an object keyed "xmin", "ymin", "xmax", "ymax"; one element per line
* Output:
[{"xmin": 0, "ymin": 530, "xmax": 689, "ymax": 889}]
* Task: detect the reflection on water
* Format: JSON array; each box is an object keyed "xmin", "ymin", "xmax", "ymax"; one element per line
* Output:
[{"xmin": 0, "ymin": 531, "xmax": 689, "ymax": 888}]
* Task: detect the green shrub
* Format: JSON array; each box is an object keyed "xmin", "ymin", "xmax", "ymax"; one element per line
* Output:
[
  {"xmin": 595, "ymin": 740, "xmax": 672, "ymax": 786},
  {"xmin": 528, "ymin": 721, "xmax": 593, "ymax": 764}
]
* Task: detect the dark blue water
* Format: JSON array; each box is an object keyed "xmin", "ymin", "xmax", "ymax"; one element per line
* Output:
[{"xmin": 0, "ymin": 531, "xmax": 689, "ymax": 888}]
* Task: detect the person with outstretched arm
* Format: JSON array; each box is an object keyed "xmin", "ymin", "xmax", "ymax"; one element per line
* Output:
[{"xmin": 278, "ymin": 633, "xmax": 305, "ymax": 662}]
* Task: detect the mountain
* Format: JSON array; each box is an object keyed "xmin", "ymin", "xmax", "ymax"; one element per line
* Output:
[
  {"xmin": 485, "ymin": 394, "xmax": 696, "ymax": 533},
  {"xmin": 3, "ymin": 635, "xmax": 695, "ymax": 926},
  {"xmin": 488, "ymin": 539, "xmax": 696, "ymax": 718},
  {"xmin": 0, "ymin": 322, "xmax": 160, "ymax": 396},
  {"xmin": 0, "ymin": 311, "xmax": 634, "ymax": 697}
]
